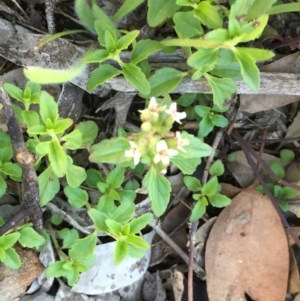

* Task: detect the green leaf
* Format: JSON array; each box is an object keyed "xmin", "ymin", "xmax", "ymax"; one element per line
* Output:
[
  {"xmin": 106, "ymin": 167, "xmax": 125, "ymax": 189},
  {"xmin": 93, "ymin": 6, "xmax": 120, "ymax": 45},
  {"xmin": 97, "ymin": 194, "xmax": 116, "ymax": 215},
  {"xmin": 86, "ymin": 64, "xmax": 121, "ymax": 92},
  {"xmin": 142, "ymin": 166, "xmax": 171, "ymax": 217},
  {"xmin": 211, "ymin": 114, "xmax": 228, "ymax": 128},
  {"xmin": 53, "ymin": 119, "xmax": 73, "ymax": 134},
  {"xmin": 27, "ymin": 125, "xmax": 47, "ymax": 136},
  {"xmin": 64, "ymin": 186, "xmax": 89, "ymax": 208},
  {"xmin": 85, "ymin": 169, "xmax": 104, "ymax": 188},
  {"xmin": 177, "ymin": 93, "xmax": 197, "ymax": 107},
  {"xmin": 2, "ymin": 162, "xmax": 22, "ymax": 179},
  {"xmin": 39, "ymin": 166, "xmax": 60, "ymax": 206},
  {"xmin": 147, "ymin": 0, "xmax": 180, "ymax": 27},
  {"xmin": 183, "ymin": 176, "xmax": 202, "ymax": 192},
  {"xmin": 209, "ymin": 159, "xmax": 224, "ymax": 176},
  {"xmin": 146, "ymin": 67, "xmax": 187, "ymax": 97},
  {"xmin": 173, "ymin": 11, "xmax": 203, "ymax": 38},
  {"xmin": 62, "ymin": 129, "xmax": 82, "ymax": 150},
  {"xmin": 18, "ymin": 227, "xmax": 46, "ymax": 248},
  {"xmin": 190, "ymin": 200, "xmax": 206, "ymax": 222},
  {"xmin": 208, "ymin": 194, "xmax": 231, "ymax": 207},
  {"xmin": 129, "ymin": 213, "xmax": 153, "ymax": 234},
  {"xmin": 58, "ymin": 228, "xmax": 79, "ymax": 249},
  {"xmin": 170, "ymin": 155, "xmax": 201, "ymax": 174},
  {"xmin": 66, "ymin": 157, "xmax": 87, "ymax": 188},
  {"xmin": 236, "ymin": 47, "xmax": 274, "ymax": 62},
  {"xmin": 83, "ymin": 49, "xmax": 110, "ymax": 64},
  {"xmin": 104, "ymin": 30, "xmax": 117, "ymax": 52},
  {"xmin": 204, "ymin": 74, "xmax": 236, "ymax": 108},
  {"xmin": 270, "ymin": 161, "xmax": 285, "ymax": 179},
  {"xmin": 280, "ymin": 149, "xmax": 295, "ymax": 164},
  {"xmin": 179, "ymin": 132, "xmax": 212, "ymax": 158},
  {"xmin": 117, "ymin": 30, "xmax": 140, "ymax": 51},
  {"xmin": 48, "ymin": 139, "xmax": 67, "ymax": 177},
  {"xmin": 234, "ymin": 48, "xmax": 260, "ymax": 90},
  {"xmin": 126, "ymin": 234, "xmax": 149, "ymax": 249},
  {"xmin": 105, "ymin": 219, "xmax": 122, "ymax": 234},
  {"xmin": 130, "ymin": 40, "xmax": 162, "ymax": 65},
  {"xmin": 78, "ymin": 121, "xmax": 98, "ymax": 148},
  {"xmin": 69, "ymin": 232, "xmax": 97, "ymax": 261},
  {"xmin": 229, "ymin": 0, "xmax": 254, "ymax": 19},
  {"xmin": 24, "ymin": 63, "xmax": 86, "ymax": 84},
  {"xmin": 3, "ymin": 83, "xmax": 24, "ymax": 102},
  {"xmin": 0, "ymin": 130, "xmax": 13, "ymax": 162},
  {"xmin": 117, "ymin": 189, "xmax": 136, "ymax": 202},
  {"xmin": 114, "ymin": 239, "xmax": 128, "ymax": 265},
  {"xmin": 202, "ymin": 176, "xmax": 218, "ymax": 196},
  {"xmin": 89, "ymin": 137, "xmax": 132, "ymax": 165},
  {"xmin": 198, "ymin": 115, "xmax": 214, "ymax": 138},
  {"xmin": 193, "ymin": 1, "xmax": 222, "ymax": 29},
  {"xmin": 45, "ymin": 260, "xmax": 67, "ymax": 278},
  {"xmin": 3, "ymin": 247, "xmax": 21, "ymax": 269},
  {"xmin": 122, "ymin": 63, "xmax": 150, "ymax": 95},
  {"xmin": 282, "ymin": 187, "xmax": 297, "ymax": 199},
  {"xmin": 112, "ymin": 0, "xmax": 145, "ymax": 21},
  {"xmin": 0, "ymin": 233, "xmax": 20, "ymax": 249},
  {"xmin": 0, "ymin": 176, "xmax": 6, "ymax": 198},
  {"xmin": 110, "ymin": 202, "xmax": 135, "ymax": 224},
  {"xmin": 279, "ymin": 201, "xmax": 289, "ymax": 212},
  {"xmin": 238, "ymin": 15, "xmax": 269, "ymax": 43},
  {"xmin": 88, "ymin": 208, "xmax": 109, "ymax": 233},
  {"xmin": 75, "ymin": 0, "xmax": 96, "ymax": 33},
  {"xmin": 22, "ymin": 110, "xmax": 40, "ymax": 129},
  {"xmin": 187, "ymin": 48, "xmax": 218, "ymax": 73},
  {"xmin": 39, "ymin": 91, "xmax": 58, "ymax": 126}
]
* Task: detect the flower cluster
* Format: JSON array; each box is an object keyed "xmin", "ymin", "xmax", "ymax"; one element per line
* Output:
[{"xmin": 124, "ymin": 97, "xmax": 189, "ymax": 173}]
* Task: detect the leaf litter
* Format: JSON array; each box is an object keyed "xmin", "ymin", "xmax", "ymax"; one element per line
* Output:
[{"xmin": 1, "ymin": 1, "xmax": 300, "ymax": 301}]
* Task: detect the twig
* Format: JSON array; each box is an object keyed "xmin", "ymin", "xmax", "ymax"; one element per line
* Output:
[
  {"xmin": 188, "ymin": 221, "xmax": 198, "ymax": 301},
  {"xmin": 233, "ymin": 130, "xmax": 300, "ymax": 193},
  {"xmin": 0, "ymin": 84, "xmax": 43, "ymax": 233},
  {"xmin": 232, "ymin": 130, "xmax": 300, "ymax": 248},
  {"xmin": 149, "ymin": 218, "xmax": 206, "ymax": 280},
  {"xmin": 45, "ymin": 0, "xmax": 56, "ymax": 34}
]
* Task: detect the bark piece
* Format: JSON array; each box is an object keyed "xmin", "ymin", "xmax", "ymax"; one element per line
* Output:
[{"xmin": 0, "ymin": 245, "xmax": 44, "ymax": 301}]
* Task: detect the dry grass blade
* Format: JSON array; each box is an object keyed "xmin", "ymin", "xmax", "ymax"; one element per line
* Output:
[{"xmin": 205, "ymin": 189, "xmax": 289, "ymax": 301}]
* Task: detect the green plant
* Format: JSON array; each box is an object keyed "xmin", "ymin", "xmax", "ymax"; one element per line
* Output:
[
  {"xmin": 184, "ymin": 159, "xmax": 231, "ymax": 221},
  {"xmin": 0, "ymin": 218, "xmax": 45, "ymax": 269},
  {"xmin": 1, "ymin": 0, "xmax": 298, "ymax": 288},
  {"xmin": 255, "ymin": 150, "xmax": 298, "ymax": 212}
]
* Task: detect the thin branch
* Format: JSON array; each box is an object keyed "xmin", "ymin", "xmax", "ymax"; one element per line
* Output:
[{"xmin": 0, "ymin": 83, "xmax": 43, "ymax": 233}]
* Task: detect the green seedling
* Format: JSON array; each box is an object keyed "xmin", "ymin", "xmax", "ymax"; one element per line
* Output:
[{"xmin": 184, "ymin": 159, "xmax": 231, "ymax": 221}]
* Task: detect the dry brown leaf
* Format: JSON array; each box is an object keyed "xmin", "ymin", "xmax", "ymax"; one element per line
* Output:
[
  {"xmin": 205, "ymin": 189, "xmax": 289, "ymax": 301},
  {"xmin": 220, "ymin": 183, "xmax": 243, "ymax": 198},
  {"xmin": 240, "ymin": 52, "xmax": 300, "ymax": 113},
  {"xmin": 287, "ymin": 227, "xmax": 300, "ymax": 294}
]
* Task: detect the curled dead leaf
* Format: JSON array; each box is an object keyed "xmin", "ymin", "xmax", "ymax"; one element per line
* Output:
[{"xmin": 205, "ymin": 189, "xmax": 289, "ymax": 301}]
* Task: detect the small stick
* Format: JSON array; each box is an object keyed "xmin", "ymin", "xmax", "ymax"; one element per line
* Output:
[{"xmin": 0, "ymin": 84, "xmax": 43, "ymax": 234}]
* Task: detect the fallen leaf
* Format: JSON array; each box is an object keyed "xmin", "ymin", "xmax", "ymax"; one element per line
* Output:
[
  {"xmin": 205, "ymin": 189, "xmax": 289, "ymax": 301},
  {"xmin": 220, "ymin": 183, "xmax": 242, "ymax": 198},
  {"xmin": 226, "ymin": 150, "xmax": 280, "ymax": 187},
  {"xmin": 287, "ymin": 227, "xmax": 300, "ymax": 294}
]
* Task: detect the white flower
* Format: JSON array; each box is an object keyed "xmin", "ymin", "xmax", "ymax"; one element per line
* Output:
[
  {"xmin": 139, "ymin": 97, "xmax": 166, "ymax": 118},
  {"xmin": 175, "ymin": 131, "xmax": 190, "ymax": 153},
  {"xmin": 153, "ymin": 140, "xmax": 178, "ymax": 167},
  {"xmin": 125, "ymin": 141, "xmax": 141, "ymax": 166},
  {"xmin": 165, "ymin": 102, "xmax": 186, "ymax": 124}
]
